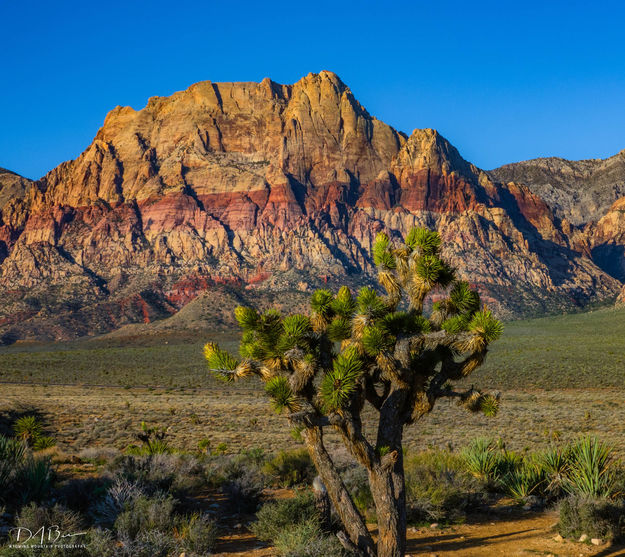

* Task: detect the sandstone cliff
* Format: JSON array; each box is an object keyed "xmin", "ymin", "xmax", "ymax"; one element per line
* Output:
[{"xmin": 0, "ymin": 72, "xmax": 622, "ymax": 341}]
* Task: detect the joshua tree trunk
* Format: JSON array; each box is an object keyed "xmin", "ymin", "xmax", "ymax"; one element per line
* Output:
[
  {"xmin": 369, "ymin": 463, "xmax": 406, "ymax": 557},
  {"xmin": 303, "ymin": 426, "xmax": 377, "ymax": 557}
]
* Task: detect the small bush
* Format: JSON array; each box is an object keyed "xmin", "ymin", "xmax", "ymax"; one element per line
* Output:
[
  {"xmin": 535, "ymin": 445, "xmax": 570, "ymax": 498},
  {"xmin": 78, "ymin": 447, "xmax": 120, "ymax": 465},
  {"xmin": 108, "ymin": 453, "xmax": 204, "ymax": 494},
  {"xmin": 274, "ymin": 517, "xmax": 350, "ymax": 557},
  {"xmin": 85, "ymin": 528, "xmax": 117, "ymax": 557},
  {"xmin": 177, "ymin": 512, "xmax": 218, "ymax": 554},
  {"xmin": 114, "ymin": 493, "xmax": 176, "ymax": 541},
  {"xmin": 262, "ymin": 448, "xmax": 315, "ymax": 487},
  {"xmin": 127, "ymin": 529, "xmax": 177, "ymax": 557},
  {"xmin": 251, "ymin": 491, "xmax": 318, "ymax": 542},
  {"xmin": 16, "ymin": 501, "xmax": 83, "ymax": 532},
  {"xmin": 223, "ymin": 467, "xmax": 265, "ymax": 514},
  {"xmin": 559, "ymin": 494, "xmax": 625, "ymax": 541},
  {"xmin": 406, "ymin": 449, "xmax": 485, "ymax": 523},
  {"xmin": 93, "ymin": 477, "xmax": 145, "ymax": 526}
]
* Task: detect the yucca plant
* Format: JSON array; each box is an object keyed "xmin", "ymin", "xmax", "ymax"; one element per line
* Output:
[
  {"xmin": 500, "ymin": 460, "xmax": 546, "ymax": 501},
  {"xmin": 204, "ymin": 227, "xmax": 503, "ymax": 557},
  {"xmin": 462, "ymin": 438, "xmax": 500, "ymax": 485},
  {"xmin": 13, "ymin": 415, "xmax": 44, "ymax": 446},
  {"xmin": 565, "ymin": 437, "xmax": 616, "ymax": 498},
  {"xmin": 535, "ymin": 445, "xmax": 571, "ymax": 497}
]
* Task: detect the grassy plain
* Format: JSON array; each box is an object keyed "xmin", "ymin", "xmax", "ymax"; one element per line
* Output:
[{"xmin": 1, "ymin": 307, "xmax": 625, "ymax": 455}]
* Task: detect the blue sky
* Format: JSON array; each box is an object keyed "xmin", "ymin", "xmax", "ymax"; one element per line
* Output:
[{"xmin": 1, "ymin": 0, "xmax": 624, "ymax": 179}]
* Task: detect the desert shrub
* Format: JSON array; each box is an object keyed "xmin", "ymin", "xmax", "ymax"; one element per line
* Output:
[
  {"xmin": 85, "ymin": 528, "xmax": 117, "ymax": 557},
  {"xmin": 57, "ymin": 476, "xmax": 111, "ymax": 513},
  {"xmin": 565, "ymin": 437, "xmax": 617, "ymax": 497},
  {"xmin": 251, "ymin": 491, "xmax": 318, "ymax": 542},
  {"xmin": 16, "ymin": 501, "xmax": 84, "ymax": 534},
  {"xmin": 342, "ymin": 465, "xmax": 374, "ymax": 517},
  {"xmin": 78, "ymin": 447, "xmax": 120, "ymax": 465},
  {"xmin": 114, "ymin": 493, "xmax": 176, "ymax": 541},
  {"xmin": 222, "ymin": 466, "xmax": 265, "ymax": 514},
  {"xmin": 262, "ymin": 448, "xmax": 315, "ymax": 487},
  {"xmin": 107, "ymin": 453, "xmax": 203, "ymax": 494},
  {"xmin": 177, "ymin": 512, "xmax": 218, "ymax": 554},
  {"xmin": 197, "ymin": 437, "xmax": 211, "ymax": 454},
  {"xmin": 5, "ymin": 503, "xmax": 86, "ymax": 556},
  {"xmin": 125, "ymin": 529, "xmax": 177, "ymax": 557},
  {"xmin": 405, "ymin": 449, "xmax": 485, "ymax": 523},
  {"xmin": 558, "ymin": 494, "xmax": 625, "ymax": 540},
  {"xmin": 93, "ymin": 477, "xmax": 145, "ymax": 526},
  {"xmin": 274, "ymin": 517, "xmax": 351, "ymax": 557}
]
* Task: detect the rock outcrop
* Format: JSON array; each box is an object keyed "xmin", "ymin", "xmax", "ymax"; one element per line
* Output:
[
  {"xmin": 0, "ymin": 71, "xmax": 623, "ymax": 341},
  {"xmin": 489, "ymin": 151, "xmax": 625, "ymax": 225}
]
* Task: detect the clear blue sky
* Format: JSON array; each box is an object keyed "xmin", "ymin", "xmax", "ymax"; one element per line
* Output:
[{"xmin": 2, "ymin": 0, "xmax": 624, "ymax": 179}]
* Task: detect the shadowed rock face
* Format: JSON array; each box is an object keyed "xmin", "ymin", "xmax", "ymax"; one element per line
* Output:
[
  {"xmin": 0, "ymin": 71, "xmax": 623, "ymax": 341},
  {"xmin": 489, "ymin": 151, "xmax": 625, "ymax": 226}
]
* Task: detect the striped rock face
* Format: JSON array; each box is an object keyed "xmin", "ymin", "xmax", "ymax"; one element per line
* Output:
[{"xmin": 0, "ymin": 72, "xmax": 622, "ymax": 341}]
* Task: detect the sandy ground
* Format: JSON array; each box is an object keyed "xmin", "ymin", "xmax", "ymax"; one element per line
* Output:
[{"xmin": 213, "ymin": 510, "xmax": 625, "ymax": 557}]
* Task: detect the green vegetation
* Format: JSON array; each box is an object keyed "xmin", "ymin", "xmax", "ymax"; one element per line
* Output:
[{"xmin": 1, "ymin": 307, "xmax": 625, "ymax": 390}]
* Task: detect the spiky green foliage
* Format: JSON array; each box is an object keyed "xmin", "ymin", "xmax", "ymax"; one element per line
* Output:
[
  {"xmin": 331, "ymin": 286, "xmax": 357, "ymax": 318},
  {"xmin": 327, "ymin": 317, "xmax": 352, "ymax": 342},
  {"xmin": 361, "ymin": 326, "xmax": 394, "ymax": 357},
  {"xmin": 565, "ymin": 437, "xmax": 616, "ymax": 497},
  {"xmin": 461, "ymin": 438, "xmax": 500, "ymax": 485},
  {"xmin": 469, "ymin": 310, "xmax": 504, "ymax": 342},
  {"xmin": 405, "ymin": 227, "xmax": 441, "ymax": 255},
  {"xmin": 356, "ymin": 287, "xmax": 387, "ymax": 318},
  {"xmin": 479, "ymin": 394, "xmax": 500, "ymax": 417},
  {"xmin": 280, "ymin": 314, "xmax": 312, "ymax": 348},
  {"xmin": 14, "ymin": 416, "xmax": 43, "ymax": 446},
  {"xmin": 500, "ymin": 461, "xmax": 545, "ymax": 500},
  {"xmin": 373, "ymin": 232, "xmax": 397, "ymax": 269},
  {"xmin": 235, "ymin": 306, "xmax": 260, "ymax": 330},
  {"xmin": 311, "ymin": 289, "xmax": 334, "ymax": 316},
  {"xmin": 450, "ymin": 281, "xmax": 480, "ymax": 314},
  {"xmin": 415, "ymin": 255, "xmax": 444, "ymax": 286},
  {"xmin": 204, "ymin": 343, "xmax": 239, "ymax": 377},
  {"xmin": 441, "ymin": 315, "xmax": 470, "ymax": 334},
  {"xmin": 320, "ymin": 348, "xmax": 363, "ymax": 412},
  {"xmin": 265, "ymin": 376, "xmax": 298, "ymax": 414}
]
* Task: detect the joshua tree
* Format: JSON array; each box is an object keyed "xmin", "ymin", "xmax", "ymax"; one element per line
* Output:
[{"xmin": 204, "ymin": 227, "xmax": 503, "ymax": 557}]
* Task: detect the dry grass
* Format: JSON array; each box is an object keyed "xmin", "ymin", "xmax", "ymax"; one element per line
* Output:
[{"xmin": 2, "ymin": 384, "xmax": 624, "ymax": 457}]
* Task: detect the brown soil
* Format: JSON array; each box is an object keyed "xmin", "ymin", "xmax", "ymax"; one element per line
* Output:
[{"xmin": 213, "ymin": 511, "xmax": 625, "ymax": 557}]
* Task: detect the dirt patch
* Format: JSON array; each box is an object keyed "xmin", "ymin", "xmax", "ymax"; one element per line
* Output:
[{"xmin": 212, "ymin": 511, "xmax": 625, "ymax": 557}]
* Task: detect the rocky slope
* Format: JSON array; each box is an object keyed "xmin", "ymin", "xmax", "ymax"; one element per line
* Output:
[
  {"xmin": 0, "ymin": 71, "xmax": 623, "ymax": 342},
  {"xmin": 489, "ymin": 151, "xmax": 625, "ymax": 225}
]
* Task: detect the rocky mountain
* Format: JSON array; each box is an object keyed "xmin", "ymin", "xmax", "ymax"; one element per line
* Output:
[{"xmin": 0, "ymin": 71, "xmax": 623, "ymax": 342}]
